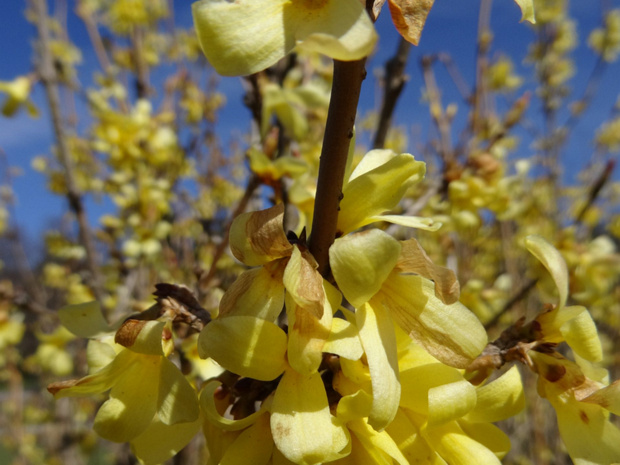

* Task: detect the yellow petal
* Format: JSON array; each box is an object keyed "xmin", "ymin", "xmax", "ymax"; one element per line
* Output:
[
  {"xmin": 200, "ymin": 380, "xmax": 269, "ymax": 432},
  {"xmin": 94, "ymin": 353, "xmax": 161, "ymax": 442},
  {"xmin": 219, "ymin": 266, "xmax": 285, "ymax": 322},
  {"xmin": 381, "ymin": 274, "xmax": 487, "ymax": 368},
  {"xmin": 458, "ymin": 419, "xmax": 511, "ymax": 459},
  {"xmin": 198, "ymin": 316, "xmax": 287, "ymax": 381},
  {"xmin": 338, "ymin": 153, "xmax": 425, "ymax": 234},
  {"xmin": 387, "ymin": 0, "xmax": 434, "ymax": 45},
  {"xmin": 58, "ymin": 301, "xmax": 111, "ymax": 338},
  {"xmin": 293, "ymin": 0, "xmax": 377, "ymax": 61},
  {"xmin": 131, "ymin": 413, "xmax": 202, "ymax": 465},
  {"xmin": 47, "ymin": 348, "xmax": 135, "ymax": 398},
  {"xmin": 220, "ymin": 413, "xmax": 274, "ymax": 465},
  {"xmin": 229, "ymin": 204, "xmax": 293, "ymax": 266},
  {"xmin": 396, "ymin": 237, "xmax": 459, "ymax": 304},
  {"xmin": 524, "ymin": 235, "xmax": 568, "ymax": 309},
  {"xmin": 192, "ymin": 0, "xmax": 376, "ymax": 77},
  {"xmin": 386, "ymin": 409, "xmax": 445, "ymax": 464},
  {"xmin": 336, "ymin": 389, "xmax": 373, "ymax": 423},
  {"xmin": 512, "ymin": 0, "xmax": 535, "ymax": 23},
  {"xmin": 285, "ymin": 287, "xmax": 332, "ymax": 375},
  {"xmin": 348, "ymin": 418, "xmax": 410, "ymax": 465},
  {"xmin": 357, "ymin": 301, "xmax": 401, "ymax": 431},
  {"xmin": 283, "ymin": 246, "xmax": 324, "ymax": 318},
  {"xmin": 428, "ymin": 380, "xmax": 477, "ymax": 426},
  {"xmin": 422, "ymin": 420, "xmax": 502, "ymax": 465},
  {"xmin": 372, "ymin": 214, "xmax": 442, "ymax": 231},
  {"xmin": 158, "ymin": 357, "xmax": 199, "ymax": 425},
  {"xmin": 560, "ymin": 310, "xmax": 603, "ymax": 363},
  {"xmin": 582, "ymin": 380, "xmax": 620, "ymax": 417},
  {"xmin": 330, "ymin": 230, "xmax": 401, "ymax": 308},
  {"xmin": 115, "ymin": 320, "xmax": 166, "ymax": 356},
  {"xmin": 465, "ymin": 365, "xmax": 525, "ymax": 423},
  {"xmin": 271, "ymin": 369, "xmax": 349, "ymax": 465},
  {"xmin": 323, "ymin": 317, "xmax": 364, "ymax": 361},
  {"xmin": 553, "ymin": 394, "xmax": 620, "ymax": 464},
  {"xmin": 192, "ymin": 0, "xmax": 289, "ymax": 76}
]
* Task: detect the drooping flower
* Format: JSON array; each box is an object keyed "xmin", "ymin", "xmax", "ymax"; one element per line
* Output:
[
  {"xmin": 192, "ymin": 0, "xmax": 377, "ymax": 76},
  {"xmin": 330, "ymin": 228, "xmax": 488, "ymax": 431},
  {"xmin": 47, "ymin": 302, "xmax": 200, "ymax": 465},
  {"xmin": 0, "ymin": 76, "xmax": 39, "ymax": 118}
]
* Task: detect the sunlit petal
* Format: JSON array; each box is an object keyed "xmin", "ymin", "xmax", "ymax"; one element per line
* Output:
[
  {"xmin": 219, "ymin": 266, "xmax": 285, "ymax": 322},
  {"xmin": 465, "ymin": 365, "xmax": 525, "ymax": 423},
  {"xmin": 198, "ymin": 316, "xmax": 287, "ymax": 381},
  {"xmin": 357, "ymin": 301, "xmax": 400, "ymax": 431},
  {"xmin": 381, "ymin": 274, "xmax": 487, "ymax": 368},
  {"xmin": 58, "ymin": 301, "xmax": 112, "ymax": 338},
  {"xmin": 271, "ymin": 369, "xmax": 349, "ymax": 465},
  {"xmin": 338, "ymin": 153, "xmax": 425, "ymax": 234},
  {"xmin": 330, "ymin": 229, "xmax": 401, "ymax": 308},
  {"xmin": 220, "ymin": 413, "xmax": 274, "ymax": 465},
  {"xmin": 525, "ymin": 235, "xmax": 568, "ymax": 309},
  {"xmin": 158, "ymin": 357, "xmax": 199, "ymax": 425},
  {"xmin": 229, "ymin": 204, "xmax": 293, "ymax": 266}
]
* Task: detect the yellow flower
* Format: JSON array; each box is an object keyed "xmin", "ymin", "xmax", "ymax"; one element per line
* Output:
[
  {"xmin": 198, "ymin": 310, "xmax": 356, "ymax": 464},
  {"xmin": 47, "ymin": 302, "xmax": 200, "ymax": 465},
  {"xmin": 330, "ymin": 229, "xmax": 488, "ymax": 431},
  {"xmin": 192, "ymin": 0, "xmax": 377, "ymax": 76},
  {"xmin": 331, "ymin": 325, "xmax": 523, "ymax": 464},
  {"xmin": 0, "ymin": 76, "xmax": 39, "ymax": 118}
]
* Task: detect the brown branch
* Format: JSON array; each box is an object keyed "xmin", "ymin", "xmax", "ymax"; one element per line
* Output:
[
  {"xmin": 31, "ymin": 0, "xmax": 104, "ymax": 302},
  {"xmin": 309, "ymin": 58, "xmax": 368, "ymax": 277},
  {"xmin": 574, "ymin": 159, "xmax": 615, "ymax": 225},
  {"xmin": 373, "ymin": 36, "xmax": 411, "ymax": 149},
  {"xmin": 484, "ymin": 278, "xmax": 538, "ymax": 330}
]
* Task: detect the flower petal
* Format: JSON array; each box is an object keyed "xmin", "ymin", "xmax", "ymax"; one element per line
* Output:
[
  {"xmin": 357, "ymin": 301, "xmax": 401, "ymax": 431},
  {"xmin": 372, "ymin": 214, "xmax": 441, "ymax": 231},
  {"xmin": 58, "ymin": 301, "xmax": 112, "ymax": 338},
  {"xmin": 192, "ymin": 0, "xmax": 289, "ymax": 76},
  {"xmin": 386, "ymin": 409, "xmax": 445, "ymax": 464},
  {"xmin": 348, "ymin": 418, "xmax": 409, "ymax": 465},
  {"xmin": 458, "ymin": 419, "xmax": 511, "ymax": 459},
  {"xmin": 219, "ymin": 266, "xmax": 285, "ymax": 322},
  {"xmin": 283, "ymin": 246, "xmax": 324, "ymax": 318},
  {"xmin": 560, "ymin": 310, "xmax": 603, "ymax": 363},
  {"xmin": 219, "ymin": 413, "xmax": 274, "ymax": 465},
  {"xmin": 381, "ymin": 274, "xmax": 487, "ymax": 368},
  {"xmin": 94, "ymin": 353, "xmax": 161, "ymax": 442},
  {"xmin": 513, "ymin": 0, "xmax": 536, "ymax": 23},
  {"xmin": 338, "ymin": 153, "xmax": 425, "ymax": 234},
  {"xmin": 285, "ymin": 287, "xmax": 332, "ymax": 375},
  {"xmin": 428, "ymin": 380, "xmax": 477, "ymax": 427},
  {"xmin": 525, "ymin": 235, "xmax": 568, "ymax": 309},
  {"xmin": 422, "ymin": 420, "xmax": 502, "ymax": 465},
  {"xmin": 130, "ymin": 414, "xmax": 202, "ymax": 465},
  {"xmin": 47, "ymin": 348, "xmax": 135, "ymax": 398},
  {"xmin": 582, "ymin": 380, "xmax": 620, "ymax": 417},
  {"xmin": 323, "ymin": 317, "xmax": 364, "ymax": 361},
  {"xmin": 293, "ymin": 0, "xmax": 377, "ymax": 61},
  {"xmin": 271, "ymin": 369, "xmax": 349, "ymax": 465},
  {"xmin": 330, "ymin": 229, "xmax": 401, "ymax": 308},
  {"xmin": 465, "ymin": 365, "xmax": 525, "ymax": 423},
  {"xmin": 158, "ymin": 357, "xmax": 199, "ymax": 425},
  {"xmin": 229, "ymin": 204, "xmax": 293, "ymax": 266},
  {"xmin": 396, "ymin": 237, "xmax": 460, "ymax": 304},
  {"xmin": 387, "ymin": 0, "xmax": 434, "ymax": 45},
  {"xmin": 198, "ymin": 316, "xmax": 287, "ymax": 381}
]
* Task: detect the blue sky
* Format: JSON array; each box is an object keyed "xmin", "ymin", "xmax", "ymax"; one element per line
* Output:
[{"xmin": 1, "ymin": 0, "xmax": 619, "ymax": 243}]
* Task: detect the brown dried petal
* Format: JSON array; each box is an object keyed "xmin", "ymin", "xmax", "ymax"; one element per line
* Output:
[{"xmin": 387, "ymin": 0, "xmax": 435, "ymax": 45}]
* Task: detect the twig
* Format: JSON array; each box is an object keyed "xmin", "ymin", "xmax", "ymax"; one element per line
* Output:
[
  {"xmin": 484, "ymin": 278, "xmax": 538, "ymax": 330},
  {"xmin": 373, "ymin": 36, "xmax": 412, "ymax": 149},
  {"xmin": 574, "ymin": 159, "xmax": 615, "ymax": 224},
  {"xmin": 31, "ymin": 0, "xmax": 104, "ymax": 302},
  {"xmin": 309, "ymin": 58, "xmax": 368, "ymax": 277}
]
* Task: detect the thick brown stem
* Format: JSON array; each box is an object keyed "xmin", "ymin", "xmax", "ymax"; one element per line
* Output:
[
  {"xmin": 309, "ymin": 59, "xmax": 367, "ymax": 277},
  {"xmin": 31, "ymin": 0, "xmax": 104, "ymax": 302}
]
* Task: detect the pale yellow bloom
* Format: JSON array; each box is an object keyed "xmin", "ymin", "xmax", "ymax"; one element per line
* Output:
[{"xmin": 192, "ymin": 0, "xmax": 377, "ymax": 76}]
